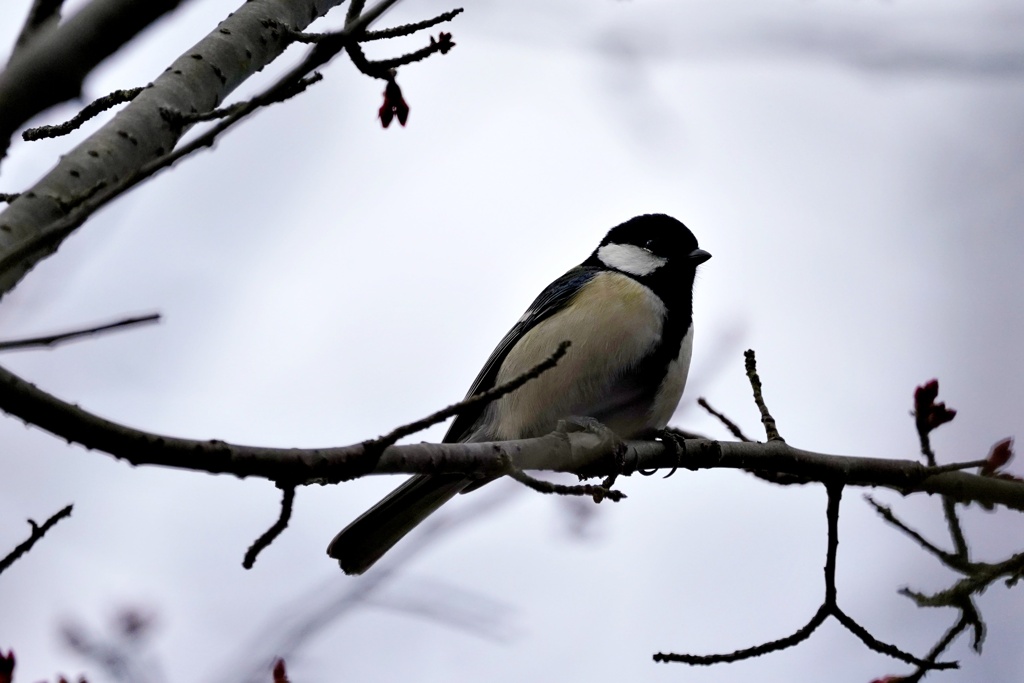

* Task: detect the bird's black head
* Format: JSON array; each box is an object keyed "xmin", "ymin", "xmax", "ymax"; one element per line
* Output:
[{"xmin": 590, "ymin": 214, "xmax": 711, "ymax": 280}]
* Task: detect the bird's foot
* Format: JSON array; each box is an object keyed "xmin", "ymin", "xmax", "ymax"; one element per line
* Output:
[{"xmin": 557, "ymin": 417, "xmax": 626, "ymax": 487}]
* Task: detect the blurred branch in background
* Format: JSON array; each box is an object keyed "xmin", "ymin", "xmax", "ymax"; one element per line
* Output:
[
  {"xmin": 223, "ymin": 487, "xmax": 518, "ymax": 683},
  {"xmin": 32, "ymin": 490, "xmax": 520, "ymax": 683},
  {"xmin": 0, "ymin": 313, "xmax": 158, "ymax": 351},
  {"xmin": 60, "ymin": 607, "xmax": 163, "ymax": 683}
]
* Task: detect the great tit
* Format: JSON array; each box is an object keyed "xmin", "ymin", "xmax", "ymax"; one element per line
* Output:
[{"xmin": 328, "ymin": 214, "xmax": 711, "ymax": 574}]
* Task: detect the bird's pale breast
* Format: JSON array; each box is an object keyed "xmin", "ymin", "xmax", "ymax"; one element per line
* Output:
[{"xmin": 481, "ymin": 272, "xmax": 680, "ymax": 440}]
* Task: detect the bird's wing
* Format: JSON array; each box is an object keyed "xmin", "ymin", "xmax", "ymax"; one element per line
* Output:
[{"xmin": 442, "ymin": 266, "xmax": 599, "ymax": 443}]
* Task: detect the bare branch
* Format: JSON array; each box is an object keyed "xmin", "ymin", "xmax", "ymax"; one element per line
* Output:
[
  {"xmin": 506, "ymin": 465, "xmax": 625, "ymax": 502},
  {"xmin": 0, "ymin": 313, "xmax": 159, "ymax": 351},
  {"xmin": 0, "ymin": 0, "xmax": 189, "ymax": 160},
  {"xmin": 0, "ymin": 358, "xmax": 1021, "ymax": 513},
  {"xmin": 655, "ymin": 606, "xmax": 829, "ymax": 664},
  {"xmin": 655, "ymin": 485, "xmax": 955, "ymax": 670},
  {"xmin": 361, "ymin": 8, "xmax": 464, "ymax": 41},
  {"xmin": 364, "ymin": 32, "xmax": 456, "ymax": 73},
  {"xmin": 242, "ymin": 485, "xmax": 295, "ymax": 569},
  {"xmin": 22, "ymin": 87, "xmax": 145, "ymax": 141},
  {"xmin": 361, "ymin": 341, "xmax": 570, "ymax": 452},
  {"xmin": 865, "ymin": 495, "xmax": 968, "ymax": 571},
  {"xmin": 159, "ymin": 74, "xmax": 322, "ymax": 127},
  {"xmin": 744, "ymin": 349, "xmax": 783, "ymax": 442},
  {"xmin": 698, "ymin": 397, "xmax": 750, "ymax": 442},
  {"xmin": 289, "ymin": 8, "xmax": 464, "ymax": 45},
  {"xmin": 0, "ymin": 0, "xmax": 409, "ymax": 299},
  {"xmin": 699, "ymin": 395, "xmax": 810, "ymax": 486},
  {"xmin": 865, "ymin": 379, "xmax": 1015, "ymax": 680},
  {"xmin": 0, "ymin": 504, "xmax": 72, "ymax": 575},
  {"xmin": 899, "ymin": 614, "xmax": 975, "ymax": 683}
]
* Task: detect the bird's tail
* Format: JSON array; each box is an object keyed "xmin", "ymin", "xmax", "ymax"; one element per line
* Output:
[{"xmin": 327, "ymin": 473, "xmax": 470, "ymax": 575}]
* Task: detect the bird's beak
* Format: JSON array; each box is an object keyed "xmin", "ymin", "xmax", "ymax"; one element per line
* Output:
[{"xmin": 689, "ymin": 248, "xmax": 712, "ymax": 265}]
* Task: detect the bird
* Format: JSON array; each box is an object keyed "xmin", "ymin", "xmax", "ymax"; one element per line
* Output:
[{"xmin": 328, "ymin": 213, "xmax": 711, "ymax": 574}]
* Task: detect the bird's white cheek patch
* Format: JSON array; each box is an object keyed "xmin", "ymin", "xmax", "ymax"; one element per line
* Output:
[{"xmin": 597, "ymin": 243, "xmax": 667, "ymax": 277}]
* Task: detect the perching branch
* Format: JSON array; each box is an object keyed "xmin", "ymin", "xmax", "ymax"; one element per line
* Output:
[
  {"xmin": 0, "ymin": 504, "xmax": 72, "ymax": 575},
  {"xmin": 0, "ymin": 357, "xmax": 1021, "ymax": 510}
]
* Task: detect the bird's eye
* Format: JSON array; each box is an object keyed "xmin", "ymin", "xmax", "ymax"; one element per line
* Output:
[{"xmin": 644, "ymin": 239, "xmax": 656, "ymax": 251}]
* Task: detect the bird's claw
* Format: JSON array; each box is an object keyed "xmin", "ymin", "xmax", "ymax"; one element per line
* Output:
[{"xmin": 557, "ymin": 416, "xmax": 626, "ymax": 480}]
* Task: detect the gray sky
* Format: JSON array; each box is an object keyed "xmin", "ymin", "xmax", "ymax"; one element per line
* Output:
[{"xmin": 1, "ymin": 1, "xmax": 1022, "ymax": 682}]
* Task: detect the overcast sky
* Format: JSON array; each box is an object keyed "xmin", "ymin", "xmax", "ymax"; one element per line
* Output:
[{"xmin": 1, "ymin": 1, "xmax": 1022, "ymax": 682}]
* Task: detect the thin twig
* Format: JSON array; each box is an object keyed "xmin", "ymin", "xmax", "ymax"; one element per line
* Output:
[
  {"xmin": 0, "ymin": 313, "xmax": 159, "ymax": 351},
  {"xmin": 655, "ymin": 606, "xmax": 829, "ymax": 664},
  {"xmin": 834, "ymin": 605, "xmax": 941, "ymax": 666},
  {"xmin": 364, "ymin": 33, "xmax": 455, "ymax": 73},
  {"xmin": 913, "ymin": 381, "xmax": 970, "ymax": 560},
  {"xmin": 0, "ymin": 504, "xmax": 73, "ymax": 575},
  {"xmin": 926, "ymin": 459, "xmax": 989, "ymax": 476},
  {"xmin": 362, "ymin": 341, "xmax": 571, "ymax": 453},
  {"xmin": 361, "ymin": 8, "xmax": 463, "ymax": 41},
  {"xmin": 698, "ymin": 397, "xmax": 750, "ymax": 441},
  {"xmin": 872, "ymin": 379, "xmax": 995, "ymax": 680},
  {"xmin": 865, "ymin": 495, "xmax": 967, "ymax": 570},
  {"xmin": 243, "ymin": 485, "xmax": 296, "ymax": 569},
  {"xmin": 699, "ymin": 396, "xmax": 808, "ymax": 485},
  {"xmin": 744, "ymin": 349, "xmax": 783, "ymax": 442},
  {"xmin": 23, "ymin": 87, "xmax": 145, "ymax": 141},
  {"xmin": 160, "ymin": 74, "xmax": 322, "ymax": 128},
  {"xmin": 822, "ymin": 483, "xmax": 842, "ymax": 605},
  {"xmin": 900, "ymin": 614, "xmax": 973, "ymax": 683},
  {"xmin": 943, "ymin": 497, "xmax": 969, "ymax": 559},
  {"xmin": 290, "ymin": 7, "xmax": 463, "ymax": 45},
  {"xmin": 506, "ymin": 466, "xmax": 625, "ymax": 502}
]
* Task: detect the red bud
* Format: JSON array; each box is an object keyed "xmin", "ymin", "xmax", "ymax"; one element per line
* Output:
[
  {"xmin": 378, "ymin": 79, "xmax": 409, "ymax": 128},
  {"xmin": 272, "ymin": 659, "xmax": 289, "ymax": 683},
  {"xmin": 913, "ymin": 379, "xmax": 956, "ymax": 434},
  {"xmin": 981, "ymin": 437, "xmax": 1015, "ymax": 476},
  {"xmin": 0, "ymin": 651, "xmax": 14, "ymax": 683}
]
